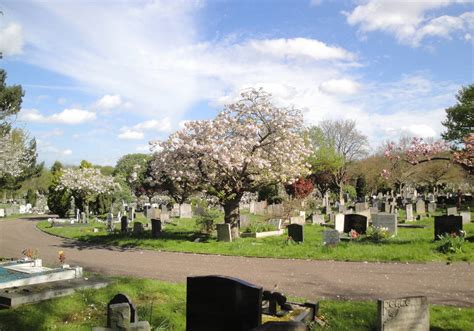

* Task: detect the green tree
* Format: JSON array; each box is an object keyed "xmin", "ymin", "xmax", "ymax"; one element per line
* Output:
[
  {"xmin": 0, "ymin": 69, "xmax": 24, "ymax": 135},
  {"xmin": 355, "ymin": 174, "xmax": 367, "ymax": 199},
  {"xmin": 47, "ymin": 161, "xmax": 71, "ymax": 218},
  {"xmin": 442, "ymin": 85, "xmax": 474, "ymax": 145},
  {"xmin": 26, "ymin": 188, "xmax": 37, "ymax": 207}
]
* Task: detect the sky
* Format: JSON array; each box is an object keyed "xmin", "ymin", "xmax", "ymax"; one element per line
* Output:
[{"xmin": 0, "ymin": 0, "xmax": 472, "ymax": 167}]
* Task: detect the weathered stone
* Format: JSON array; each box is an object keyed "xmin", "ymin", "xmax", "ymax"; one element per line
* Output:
[
  {"xmin": 372, "ymin": 213, "xmax": 397, "ymax": 236},
  {"xmin": 427, "ymin": 203, "xmax": 436, "ymax": 214},
  {"xmin": 180, "ymin": 203, "xmax": 193, "ymax": 218},
  {"xmin": 289, "ymin": 216, "xmax": 305, "ymax": 225},
  {"xmin": 133, "ymin": 222, "xmax": 144, "ymax": 235},
  {"xmin": 186, "ymin": 275, "xmax": 262, "ymax": 331},
  {"xmin": 446, "ymin": 207, "xmax": 457, "ymax": 216},
  {"xmin": 268, "ymin": 219, "xmax": 283, "ymax": 230},
  {"xmin": 377, "ymin": 296, "xmax": 429, "ymax": 331},
  {"xmin": 107, "ymin": 293, "xmax": 137, "ymax": 327},
  {"xmin": 311, "ymin": 214, "xmax": 324, "ymax": 225},
  {"xmin": 460, "ymin": 211, "xmax": 471, "ymax": 224},
  {"xmin": 415, "ymin": 200, "xmax": 425, "ymax": 215},
  {"xmin": 217, "ymin": 223, "xmax": 232, "ymax": 242},
  {"xmin": 323, "ymin": 230, "xmax": 339, "ymax": 246},
  {"xmin": 405, "ymin": 204, "xmax": 414, "ymax": 222},
  {"xmin": 239, "ymin": 215, "xmax": 251, "ymax": 229}
]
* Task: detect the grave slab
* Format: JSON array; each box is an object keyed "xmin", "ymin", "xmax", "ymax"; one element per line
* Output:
[{"xmin": 377, "ymin": 296, "xmax": 429, "ymax": 331}]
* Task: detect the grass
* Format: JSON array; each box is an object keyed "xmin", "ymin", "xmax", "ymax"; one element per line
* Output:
[
  {"xmin": 1, "ymin": 213, "xmax": 46, "ymax": 222},
  {"xmin": 0, "ymin": 276, "xmax": 472, "ymax": 330},
  {"xmin": 36, "ymin": 210, "xmax": 474, "ymax": 263}
]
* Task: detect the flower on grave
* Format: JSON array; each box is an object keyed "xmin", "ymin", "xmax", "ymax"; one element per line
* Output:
[
  {"xmin": 349, "ymin": 229, "xmax": 359, "ymax": 239},
  {"xmin": 58, "ymin": 250, "xmax": 66, "ymax": 264},
  {"xmin": 21, "ymin": 248, "xmax": 39, "ymax": 260}
]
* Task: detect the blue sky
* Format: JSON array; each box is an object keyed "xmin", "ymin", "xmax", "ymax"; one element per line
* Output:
[{"xmin": 0, "ymin": 0, "xmax": 472, "ymax": 166}]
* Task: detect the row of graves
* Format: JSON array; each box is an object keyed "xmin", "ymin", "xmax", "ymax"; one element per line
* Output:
[
  {"xmin": 0, "ymin": 196, "xmax": 49, "ymax": 218},
  {"xmin": 92, "ymin": 275, "xmax": 430, "ymax": 331}
]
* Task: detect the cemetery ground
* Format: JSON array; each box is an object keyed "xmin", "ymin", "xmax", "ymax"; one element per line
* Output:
[{"xmin": 37, "ymin": 211, "xmax": 474, "ymax": 263}]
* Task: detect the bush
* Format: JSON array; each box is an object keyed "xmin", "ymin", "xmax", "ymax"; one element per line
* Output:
[
  {"xmin": 243, "ymin": 222, "xmax": 277, "ymax": 233},
  {"xmin": 47, "ymin": 185, "xmax": 71, "ymax": 218},
  {"xmin": 195, "ymin": 210, "xmax": 219, "ymax": 234},
  {"xmin": 365, "ymin": 226, "xmax": 390, "ymax": 242},
  {"xmin": 436, "ymin": 233, "xmax": 465, "ymax": 254},
  {"xmin": 26, "ymin": 189, "xmax": 37, "ymax": 207}
]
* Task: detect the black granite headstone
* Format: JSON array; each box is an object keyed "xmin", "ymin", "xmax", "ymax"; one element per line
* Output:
[
  {"xmin": 287, "ymin": 224, "xmax": 304, "ymax": 242},
  {"xmin": 120, "ymin": 216, "xmax": 128, "ymax": 233},
  {"xmin": 434, "ymin": 216, "xmax": 463, "ymax": 240},
  {"xmin": 343, "ymin": 214, "xmax": 368, "ymax": 234},
  {"xmin": 107, "ymin": 293, "xmax": 137, "ymax": 327},
  {"xmin": 186, "ymin": 275, "xmax": 262, "ymax": 331},
  {"xmin": 151, "ymin": 218, "xmax": 162, "ymax": 238}
]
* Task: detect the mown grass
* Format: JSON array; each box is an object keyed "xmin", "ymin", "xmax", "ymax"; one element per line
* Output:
[
  {"xmin": 37, "ymin": 210, "xmax": 474, "ymax": 263},
  {"xmin": 0, "ymin": 276, "xmax": 472, "ymax": 330}
]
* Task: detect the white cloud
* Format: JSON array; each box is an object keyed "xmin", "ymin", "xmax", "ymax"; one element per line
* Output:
[
  {"xmin": 401, "ymin": 124, "xmax": 437, "ymax": 138},
  {"xmin": 62, "ymin": 149, "xmax": 73, "ymax": 155},
  {"xmin": 20, "ymin": 108, "xmax": 96, "ymax": 125},
  {"xmin": 132, "ymin": 119, "xmax": 172, "ymax": 132},
  {"xmin": 118, "ymin": 130, "xmax": 144, "ymax": 140},
  {"xmin": 0, "ymin": 23, "xmax": 24, "ymax": 56},
  {"xmin": 345, "ymin": 0, "xmax": 473, "ymax": 46},
  {"xmin": 319, "ymin": 79, "xmax": 361, "ymax": 95},
  {"xmin": 96, "ymin": 94, "xmax": 123, "ymax": 110}
]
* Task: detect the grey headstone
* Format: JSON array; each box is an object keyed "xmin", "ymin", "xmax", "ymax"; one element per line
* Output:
[
  {"xmin": 268, "ymin": 219, "xmax": 282, "ymax": 230},
  {"xmin": 180, "ymin": 203, "xmax": 193, "ymax": 218},
  {"xmin": 434, "ymin": 216, "xmax": 463, "ymax": 240},
  {"xmin": 311, "ymin": 214, "xmax": 324, "ymax": 225},
  {"xmin": 460, "ymin": 211, "xmax": 471, "ymax": 224},
  {"xmin": 194, "ymin": 206, "xmax": 205, "ymax": 216},
  {"xmin": 370, "ymin": 207, "xmax": 379, "ymax": 215},
  {"xmin": 416, "ymin": 200, "xmax": 425, "ymax": 215},
  {"xmin": 446, "ymin": 207, "xmax": 457, "ymax": 216},
  {"xmin": 217, "ymin": 223, "xmax": 232, "ymax": 242},
  {"xmin": 355, "ymin": 202, "xmax": 368, "ymax": 213},
  {"xmin": 107, "ymin": 293, "xmax": 137, "ymax": 327},
  {"xmin": 377, "ymin": 296, "xmax": 429, "ymax": 331},
  {"xmin": 186, "ymin": 275, "xmax": 262, "ymax": 331},
  {"xmin": 239, "ymin": 215, "xmax": 251, "ymax": 229},
  {"xmin": 372, "ymin": 213, "xmax": 397, "ymax": 236},
  {"xmin": 287, "ymin": 224, "xmax": 304, "ymax": 242},
  {"xmin": 160, "ymin": 211, "xmax": 170, "ymax": 223},
  {"xmin": 323, "ymin": 230, "xmax": 339, "ymax": 246},
  {"xmin": 427, "ymin": 203, "xmax": 436, "ymax": 214},
  {"xmin": 405, "ymin": 204, "xmax": 414, "ymax": 222},
  {"xmin": 289, "ymin": 216, "xmax": 305, "ymax": 225}
]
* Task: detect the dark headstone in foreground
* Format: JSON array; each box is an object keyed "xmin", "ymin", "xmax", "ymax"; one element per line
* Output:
[
  {"xmin": 434, "ymin": 216, "xmax": 462, "ymax": 240},
  {"xmin": 151, "ymin": 219, "xmax": 162, "ymax": 238},
  {"xmin": 287, "ymin": 224, "xmax": 304, "ymax": 242},
  {"xmin": 377, "ymin": 296, "xmax": 429, "ymax": 331},
  {"xmin": 186, "ymin": 275, "xmax": 263, "ymax": 331},
  {"xmin": 344, "ymin": 214, "xmax": 368, "ymax": 234}
]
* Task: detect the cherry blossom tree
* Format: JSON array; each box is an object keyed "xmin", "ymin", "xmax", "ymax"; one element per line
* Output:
[
  {"xmin": 0, "ymin": 130, "xmax": 33, "ymax": 178},
  {"xmin": 57, "ymin": 167, "xmax": 117, "ymax": 216},
  {"xmin": 150, "ymin": 89, "xmax": 310, "ymax": 237}
]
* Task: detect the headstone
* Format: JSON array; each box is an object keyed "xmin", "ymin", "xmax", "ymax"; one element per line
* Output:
[
  {"xmin": 343, "ymin": 214, "xmax": 368, "ymax": 234},
  {"xmin": 335, "ymin": 213, "xmax": 345, "ymax": 233},
  {"xmin": 107, "ymin": 293, "xmax": 137, "ymax": 327},
  {"xmin": 355, "ymin": 203, "xmax": 368, "ymax": 213},
  {"xmin": 299, "ymin": 210, "xmax": 306, "ymax": 220},
  {"xmin": 19, "ymin": 205, "xmax": 27, "ymax": 214},
  {"xmin": 171, "ymin": 204, "xmax": 180, "ymax": 217},
  {"xmin": 151, "ymin": 219, "xmax": 162, "ymax": 238},
  {"xmin": 372, "ymin": 213, "xmax": 397, "ymax": 236},
  {"xmin": 427, "ymin": 203, "xmax": 436, "ymax": 214},
  {"xmin": 194, "ymin": 206, "xmax": 205, "ymax": 216},
  {"xmin": 287, "ymin": 224, "xmax": 304, "ymax": 242},
  {"xmin": 289, "ymin": 216, "xmax": 305, "ymax": 225},
  {"xmin": 268, "ymin": 219, "xmax": 282, "ymax": 230},
  {"xmin": 406, "ymin": 204, "xmax": 414, "ymax": 222},
  {"xmin": 460, "ymin": 211, "xmax": 471, "ymax": 224},
  {"xmin": 370, "ymin": 207, "xmax": 379, "ymax": 215},
  {"xmin": 239, "ymin": 215, "xmax": 250, "ymax": 229},
  {"xmin": 311, "ymin": 214, "xmax": 324, "ymax": 225},
  {"xmin": 180, "ymin": 203, "xmax": 193, "ymax": 218},
  {"xmin": 0, "ymin": 209, "xmax": 4, "ymax": 217},
  {"xmin": 107, "ymin": 213, "xmax": 114, "ymax": 232},
  {"xmin": 217, "ymin": 223, "xmax": 232, "ymax": 242},
  {"xmin": 383, "ymin": 202, "xmax": 390, "ymax": 213},
  {"xmin": 446, "ymin": 207, "xmax": 457, "ymax": 216},
  {"xmin": 161, "ymin": 211, "xmax": 170, "ymax": 223},
  {"xmin": 186, "ymin": 275, "xmax": 262, "ymax": 331},
  {"xmin": 120, "ymin": 216, "xmax": 128, "ymax": 233},
  {"xmin": 323, "ymin": 230, "xmax": 339, "ymax": 246},
  {"xmin": 434, "ymin": 216, "xmax": 462, "ymax": 240},
  {"xmin": 130, "ymin": 207, "xmax": 135, "ymax": 222},
  {"xmin": 338, "ymin": 204, "xmax": 346, "ymax": 213},
  {"xmin": 81, "ymin": 212, "xmax": 87, "ymax": 224},
  {"xmin": 133, "ymin": 222, "xmax": 144, "ymax": 235},
  {"xmin": 416, "ymin": 200, "xmax": 425, "ymax": 215},
  {"xmin": 249, "ymin": 201, "xmax": 256, "ymax": 214},
  {"xmin": 377, "ymin": 296, "xmax": 429, "ymax": 331},
  {"xmin": 149, "ymin": 207, "xmax": 161, "ymax": 220}
]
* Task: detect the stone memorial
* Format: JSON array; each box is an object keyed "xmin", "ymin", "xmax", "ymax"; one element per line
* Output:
[
  {"xmin": 406, "ymin": 204, "xmax": 414, "ymax": 222},
  {"xmin": 311, "ymin": 214, "xmax": 324, "ymax": 225},
  {"xmin": 415, "ymin": 200, "xmax": 425, "ymax": 215},
  {"xmin": 217, "ymin": 223, "xmax": 232, "ymax": 242},
  {"xmin": 180, "ymin": 203, "xmax": 193, "ymax": 218},
  {"xmin": 249, "ymin": 201, "xmax": 256, "ymax": 214},
  {"xmin": 338, "ymin": 204, "xmax": 346, "ymax": 213},
  {"xmin": 427, "ymin": 202, "xmax": 436, "ymax": 214},
  {"xmin": 355, "ymin": 202, "xmax": 368, "ymax": 213},
  {"xmin": 434, "ymin": 216, "xmax": 462, "ymax": 240},
  {"xmin": 335, "ymin": 213, "xmax": 345, "ymax": 232},
  {"xmin": 323, "ymin": 230, "xmax": 339, "ymax": 246},
  {"xmin": 287, "ymin": 224, "xmax": 303, "ymax": 242},
  {"xmin": 160, "ymin": 211, "xmax": 170, "ymax": 223},
  {"xmin": 290, "ymin": 216, "xmax": 305, "ymax": 225},
  {"xmin": 267, "ymin": 204, "xmax": 283, "ymax": 216},
  {"xmin": 460, "ymin": 211, "xmax": 471, "ymax": 224},
  {"xmin": 120, "ymin": 216, "xmax": 128, "ymax": 233},
  {"xmin": 151, "ymin": 219, "xmax": 162, "ymax": 238},
  {"xmin": 132, "ymin": 222, "xmax": 144, "ymax": 235},
  {"xmin": 268, "ymin": 218, "xmax": 282, "ymax": 230},
  {"xmin": 446, "ymin": 207, "xmax": 457, "ymax": 216},
  {"xmin": 344, "ymin": 214, "xmax": 368, "ymax": 234},
  {"xmin": 194, "ymin": 206, "xmax": 205, "ymax": 216},
  {"xmin": 186, "ymin": 275, "xmax": 262, "ymax": 331},
  {"xmin": 171, "ymin": 204, "xmax": 180, "ymax": 217},
  {"xmin": 0, "ymin": 209, "xmax": 4, "ymax": 218},
  {"xmin": 81, "ymin": 212, "xmax": 87, "ymax": 224},
  {"xmin": 372, "ymin": 213, "xmax": 397, "ymax": 236},
  {"xmin": 106, "ymin": 293, "xmax": 137, "ymax": 327},
  {"xmin": 299, "ymin": 210, "xmax": 306, "ymax": 220},
  {"xmin": 239, "ymin": 215, "xmax": 250, "ymax": 229},
  {"xmin": 377, "ymin": 296, "xmax": 429, "ymax": 331}
]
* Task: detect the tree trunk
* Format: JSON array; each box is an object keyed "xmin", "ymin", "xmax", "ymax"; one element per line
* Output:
[{"xmin": 223, "ymin": 197, "xmax": 241, "ymax": 239}]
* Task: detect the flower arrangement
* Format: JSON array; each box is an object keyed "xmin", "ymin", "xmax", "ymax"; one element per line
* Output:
[
  {"xmin": 58, "ymin": 250, "xmax": 66, "ymax": 264},
  {"xmin": 21, "ymin": 248, "xmax": 39, "ymax": 260},
  {"xmin": 349, "ymin": 229, "xmax": 359, "ymax": 239}
]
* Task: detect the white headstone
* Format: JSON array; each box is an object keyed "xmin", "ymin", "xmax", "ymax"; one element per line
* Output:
[
  {"xmin": 0, "ymin": 209, "xmax": 4, "ymax": 217},
  {"xmin": 335, "ymin": 213, "xmax": 345, "ymax": 232},
  {"xmin": 460, "ymin": 211, "xmax": 471, "ymax": 224}
]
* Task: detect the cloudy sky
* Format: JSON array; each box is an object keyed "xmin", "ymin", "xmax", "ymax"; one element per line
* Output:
[{"xmin": 1, "ymin": 0, "xmax": 472, "ymax": 166}]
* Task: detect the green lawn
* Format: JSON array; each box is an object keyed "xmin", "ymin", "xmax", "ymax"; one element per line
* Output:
[
  {"xmin": 37, "ymin": 210, "xmax": 474, "ymax": 263},
  {"xmin": 0, "ymin": 276, "xmax": 471, "ymax": 331}
]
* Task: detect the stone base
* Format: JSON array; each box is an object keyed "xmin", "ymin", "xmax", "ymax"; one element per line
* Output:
[{"xmin": 241, "ymin": 229, "xmax": 284, "ymax": 238}]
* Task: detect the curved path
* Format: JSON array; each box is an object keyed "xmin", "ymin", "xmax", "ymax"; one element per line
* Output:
[{"xmin": 1, "ymin": 217, "xmax": 473, "ymax": 307}]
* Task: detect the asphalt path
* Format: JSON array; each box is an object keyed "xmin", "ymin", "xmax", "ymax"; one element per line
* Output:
[{"xmin": 1, "ymin": 217, "xmax": 473, "ymax": 307}]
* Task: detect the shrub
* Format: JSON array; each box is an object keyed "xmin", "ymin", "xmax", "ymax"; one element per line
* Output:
[
  {"xmin": 436, "ymin": 233, "xmax": 465, "ymax": 254},
  {"xmin": 243, "ymin": 222, "xmax": 277, "ymax": 233},
  {"xmin": 365, "ymin": 226, "xmax": 390, "ymax": 242},
  {"xmin": 47, "ymin": 184, "xmax": 71, "ymax": 218},
  {"xmin": 195, "ymin": 210, "xmax": 219, "ymax": 234},
  {"xmin": 26, "ymin": 189, "xmax": 37, "ymax": 207}
]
